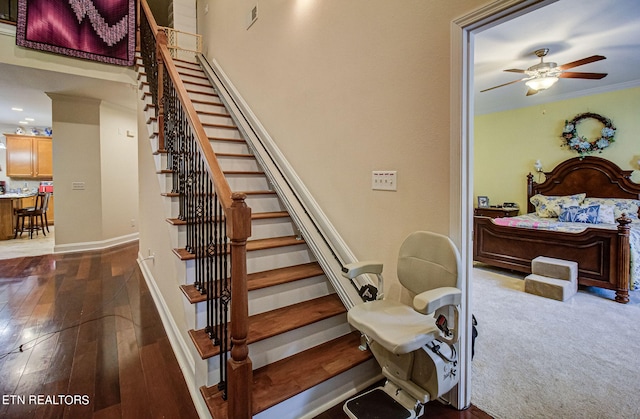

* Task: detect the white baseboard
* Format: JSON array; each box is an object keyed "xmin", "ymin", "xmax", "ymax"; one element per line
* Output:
[
  {"xmin": 54, "ymin": 233, "xmax": 140, "ymax": 254},
  {"xmin": 136, "ymin": 252, "xmax": 211, "ymax": 419}
]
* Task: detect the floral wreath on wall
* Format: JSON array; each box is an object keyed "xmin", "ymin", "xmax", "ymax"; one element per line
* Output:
[{"xmin": 561, "ymin": 112, "xmax": 616, "ymax": 155}]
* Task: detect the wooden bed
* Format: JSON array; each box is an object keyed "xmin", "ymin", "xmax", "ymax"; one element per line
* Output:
[{"xmin": 474, "ymin": 156, "xmax": 640, "ymax": 303}]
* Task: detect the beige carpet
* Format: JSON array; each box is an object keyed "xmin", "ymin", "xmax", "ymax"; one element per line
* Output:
[{"xmin": 471, "ymin": 264, "xmax": 640, "ymax": 419}]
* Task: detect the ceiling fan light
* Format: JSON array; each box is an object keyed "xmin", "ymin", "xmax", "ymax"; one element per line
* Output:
[{"xmin": 525, "ymin": 76, "xmax": 558, "ymax": 91}]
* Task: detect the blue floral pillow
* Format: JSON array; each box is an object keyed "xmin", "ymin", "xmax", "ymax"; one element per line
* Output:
[
  {"xmin": 582, "ymin": 198, "xmax": 640, "ymax": 221},
  {"xmin": 558, "ymin": 205, "xmax": 600, "ymax": 223},
  {"xmin": 529, "ymin": 193, "xmax": 586, "ymax": 218}
]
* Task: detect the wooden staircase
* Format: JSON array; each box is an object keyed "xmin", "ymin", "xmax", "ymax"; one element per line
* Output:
[{"xmin": 137, "ymin": 55, "xmax": 378, "ymax": 417}]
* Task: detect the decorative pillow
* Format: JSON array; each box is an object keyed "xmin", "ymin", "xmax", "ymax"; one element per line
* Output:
[
  {"xmin": 582, "ymin": 198, "xmax": 640, "ymax": 221},
  {"xmin": 596, "ymin": 204, "xmax": 616, "ymax": 224},
  {"xmin": 529, "ymin": 193, "xmax": 587, "ymax": 218},
  {"xmin": 558, "ymin": 205, "xmax": 600, "ymax": 223}
]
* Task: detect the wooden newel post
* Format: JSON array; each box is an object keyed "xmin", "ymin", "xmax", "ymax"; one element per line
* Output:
[
  {"xmin": 227, "ymin": 193, "xmax": 253, "ymax": 419},
  {"xmin": 156, "ymin": 30, "xmax": 167, "ymax": 152},
  {"xmin": 615, "ymin": 214, "xmax": 631, "ymax": 304}
]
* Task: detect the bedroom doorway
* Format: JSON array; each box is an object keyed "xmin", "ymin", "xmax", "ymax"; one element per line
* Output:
[{"xmin": 452, "ymin": 0, "xmax": 559, "ymax": 410}]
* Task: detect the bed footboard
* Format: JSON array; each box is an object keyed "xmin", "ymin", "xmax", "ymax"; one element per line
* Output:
[{"xmin": 473, "ymin": 216, "xmax": 630, "ymax": 303}]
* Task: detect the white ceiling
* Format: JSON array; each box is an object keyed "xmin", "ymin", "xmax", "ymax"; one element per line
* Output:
[
  {"xmin": 0, "ymin": 0, "xmax": 639, "ymax": 131},
  {"xmin": 474, "ymin": 0, "xmax": 640, "ymax": 115},
  {"xmin": 0, "ymin": 61, "xmax": 136, "ymax": 131}
]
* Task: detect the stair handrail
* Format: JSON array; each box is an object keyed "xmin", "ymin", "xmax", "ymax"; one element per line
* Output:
[
  {"xmin": 139, "ymin": 1, "xmax": 252, "ymax": 417},
  {"xmin": 140, "ymin": 0, "xmax": 232, "ymax": 210}
]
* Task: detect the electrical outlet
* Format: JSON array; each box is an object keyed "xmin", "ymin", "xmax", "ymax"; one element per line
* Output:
[{"xmin": 372, "ymin": 171, "xmax": 397, "ymax": 191}]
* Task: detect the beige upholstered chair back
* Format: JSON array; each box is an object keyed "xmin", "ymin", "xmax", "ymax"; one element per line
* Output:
[{"xmin": 396, "ymin": 231, "xmax": 461, "ymax": 296}]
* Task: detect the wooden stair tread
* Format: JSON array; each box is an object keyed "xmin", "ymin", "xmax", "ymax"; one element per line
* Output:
[
  {"xmin": 165, "ymin": 211, "xmax": 287, "ymax": 226},
  {"xmin": 189, "ymin": 294, "xmax": 345, "ymax": 359},
  {"xmin": 180, "ymin": 284, "xmax": 207, "ymax": 304},
  {"xmin": 192, "ymin": 98, "xmax": 225, "ymax": 106},
  {"xmin": 180, "ymin": 262, "xmax": 323, "ymax": 304},
  {"xmin": 202, "ymin": 122, "xmax": 237, "ymax": 130},
  {"xmin": 241, "ymin": 190, "xmax": 277, "ymax": 196},
  {"xmin": 198, "ymin": 110, "xmax": 231, "ymax": 118},
  {"xmin": 173, "ymin": 235, "xmax": 305, "ymax": 260},
  {"xmin": 215, "ymin": 152, "xmax": 254, "ymax": 158},
  {"xmin": 247, "ymin": 262, "xmax": 324, "ymax": 290},
  {"xmin": 199, "ymin": 331, "xmax": 372, "ymax": 416},
  {"xmin": 224, "ymin": 170, "xmax": 264, "ymax": 176},
  {"xmin": 208, "ymin": 136, "xmax": 245, "ymax": 143},
  {"xmin": 251, "ymin": 331, "xmax": 371, "ymax": 414},
  {"xmin": 247, "ymin": 235, "xmax": 304, "ymax": 251}
]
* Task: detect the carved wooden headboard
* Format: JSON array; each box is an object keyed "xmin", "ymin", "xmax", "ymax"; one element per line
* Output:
[{"xmin": 526, "ymin": 156, "xmax": 640, "ymax": 214}]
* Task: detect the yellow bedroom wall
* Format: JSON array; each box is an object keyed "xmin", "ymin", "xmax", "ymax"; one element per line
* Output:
[{"xmin": 474, "ymin": 87, "xmax": 640, "ymax": 211}]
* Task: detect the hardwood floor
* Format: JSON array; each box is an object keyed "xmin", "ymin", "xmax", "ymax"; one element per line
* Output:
[{"xmin": 0, "ymin": 243, "xmax": 198, "ymax": 419}]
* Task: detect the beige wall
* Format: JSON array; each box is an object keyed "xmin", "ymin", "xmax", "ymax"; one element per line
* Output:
[
  {"xmin": 100, "ymin": 102, "xmax": 139, "ymax": 238},
  {"xmin": 50, "ymin": 94, "xmax": 138, "ymax": 246},
  {"xmin": 474, "ymin": 87, "xmax": 640, "ymax": 210},
  {"xmin": 50, "ymin": 95, "xmax": 103, "ymax": 244},
  {"xmin": 197, "ymin": 0, "xmax": 490, "ymax": 292}
]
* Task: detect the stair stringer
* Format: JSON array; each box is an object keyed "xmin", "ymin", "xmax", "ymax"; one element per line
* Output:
[{"xmin": 197, "ymin": 55, "xmax": 375, "ymax": 312}]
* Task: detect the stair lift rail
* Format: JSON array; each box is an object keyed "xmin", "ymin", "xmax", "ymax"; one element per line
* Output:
[{"xmin": 139, "ymin": 2, "xmax": 253, "ymax": 417}]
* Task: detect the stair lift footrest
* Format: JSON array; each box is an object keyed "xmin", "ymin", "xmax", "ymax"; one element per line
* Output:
[{"xmin": 344, "ymin": 388, "xmax": 412, "ymax": 419}]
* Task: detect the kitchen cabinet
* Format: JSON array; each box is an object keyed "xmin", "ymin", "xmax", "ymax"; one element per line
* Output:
[{"xmin": 5, "ymin": 134, "xmax": 53, "ymax": 179}]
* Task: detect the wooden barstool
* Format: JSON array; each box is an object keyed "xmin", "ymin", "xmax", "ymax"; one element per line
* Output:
[{"xmin": 14, "ymin": 192, "xmax": 50, "ymax": 239}]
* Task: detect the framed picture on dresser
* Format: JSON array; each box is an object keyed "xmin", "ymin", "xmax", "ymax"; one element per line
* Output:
[{"xmin": 477, "ymin": 196, "xmax": 489, "ymax": 208}]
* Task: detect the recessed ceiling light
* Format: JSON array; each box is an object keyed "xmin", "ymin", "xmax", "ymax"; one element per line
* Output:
[
  {"xmin": 12, "ymin": 107, "xmax": 23, "ymax": 112},
  {"xmin": 25, "ymin": 117, "xmax": 35, "ymax": 121},
  {"xmin": 18, "ymin": 121, "xmax": 29, "ymax": 125}
]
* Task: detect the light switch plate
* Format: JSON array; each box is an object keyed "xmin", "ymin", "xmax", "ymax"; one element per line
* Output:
[{"xmin": 372, "ymin": 171, "xmax": 397, "ymax": 191}]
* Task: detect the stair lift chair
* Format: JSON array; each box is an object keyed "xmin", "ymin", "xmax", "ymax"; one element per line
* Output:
[{"xmin": 342, "ymin": 231, "xmax": 462, "ymax": 418}]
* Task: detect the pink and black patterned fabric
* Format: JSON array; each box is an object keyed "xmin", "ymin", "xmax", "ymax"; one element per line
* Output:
[{"xmin": 16, "ymin": 0, "xmax": 135, "ymax": 66}]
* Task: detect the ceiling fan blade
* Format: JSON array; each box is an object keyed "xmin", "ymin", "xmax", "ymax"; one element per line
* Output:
[
  {"xmin": 526, "ymin": 88, "xmax": 538, "ymax": 96},
  {"xmin": 504, "ymin": 68, "xmax": 527, "ymax": 73},
  {"xmin": 480, "ymin": 78, "xmax": 527, "ymax": 92},
  {"xmin": 559, "ymin": 71, "xmax": 608, "ymax": 79},
  {"xmin": 557, "ymin": 55, "xmax": 606, "ymax": 70}
]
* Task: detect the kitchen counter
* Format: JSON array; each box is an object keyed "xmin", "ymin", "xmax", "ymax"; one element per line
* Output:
[{"xmin": 0, "ymin": 193, "xmax": 37, "ymax": 240}]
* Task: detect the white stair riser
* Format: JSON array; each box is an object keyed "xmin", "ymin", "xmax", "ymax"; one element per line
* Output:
[
  {"xmin": 250, "ymin": 217, "xmax": 296, "ymax": 241},
  {"xmin": 247, "ymin": 244, "xmax": 316, "ymax": 274},
  {"xmin": 185, "ymin": 84, "xmax": 217, "ymax": 95},
  {"xmin": 180, "ymin": 73, "xmax": 208, "ymax": 84},
  {"xmin": 193, "ymin": 102, "xmax": 226, "ymax": 114},
  {"xmin": 193, "ymin": 275, "xmax": 331, "ymax": 329},
  {"xmin": 203, "ymin": 126, "xmax": 242, "ymax": 140},
  {"xmin": 188, "ymin": 90, "xmax": 221, "ymax": 103},
  {"xmin": 177, "ymin": 67, "xmax": 205, "ymax": 78},
  {"xmin": 206, "ymin": 315, "xmax": 352, "ymax": 385},
  {"xmin": 170, "ymin": 216, "xmax": 292, "ymax": 247},
  {"xmin": 210, "ymin": 140, "xmax": 251, "ymax": 155},
  {"xmin": 248, "ymin": 275, "xmax": 331, "ymax": 316},
  {"xmin": 156, "ymin": 174, "xmax": 173, "ymax": 195},
  {"xmin": 153, "ymin": 153, "xmax": 166, "ymax": 170},
  {"xmin": 217, "ymin": 156, "xmax": 259, "ymax": 172},
  {"xmin": 244, "ymin": 195, "xmax": 286, "ymax": 213},
  {"xmin": 171, "ymin": 224, "xmax": 187, "ymax": 248},
  {"xmin": 197, "ymin": 113, "xmax": 234, "ymax": 126},
  {"xmin": 226, "ymin": 174, "xmax": 270, "ymax": 191}
]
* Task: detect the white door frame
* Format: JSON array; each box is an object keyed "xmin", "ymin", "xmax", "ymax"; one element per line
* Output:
[{"xmin": 449, "ymin": 0, "xmax": 558, "ymax": 409}]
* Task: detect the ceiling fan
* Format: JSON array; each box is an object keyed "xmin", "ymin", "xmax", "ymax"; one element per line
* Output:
[{"xmin": 481, "ymin": 48, "xmax": 607, "ymax": 96}]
